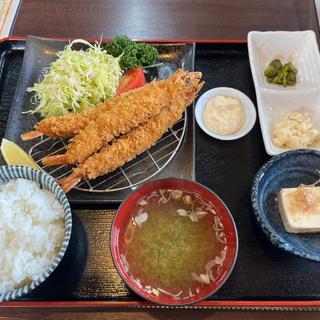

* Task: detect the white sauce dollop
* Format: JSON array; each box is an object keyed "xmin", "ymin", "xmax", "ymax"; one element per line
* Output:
[{"xmin": 202, "ymin": 95, "xmax": 245, "ymax": 135}]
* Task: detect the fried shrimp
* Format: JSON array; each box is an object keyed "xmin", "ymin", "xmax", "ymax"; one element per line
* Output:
[
  {"xmin": 59, "ymin": 72, "xmax": 203, "ymax": 192},
  {"xmin": 42, "ymin": 70, "xmax": 200, "ymax": 166},
  {"xmin": 20, "ymin": 101, "xmax": 112, "ymax": 141},
  {"xmin": 21, "ymin": 70, "xmax": 186, "ymax": 141}
]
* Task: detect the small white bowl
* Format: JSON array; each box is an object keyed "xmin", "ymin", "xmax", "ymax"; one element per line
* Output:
[{"xmin": 195, "ymin": 87, "xmax": 257, "ymax": 140}]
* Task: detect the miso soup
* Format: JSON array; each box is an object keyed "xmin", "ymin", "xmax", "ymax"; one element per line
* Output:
[{"xmin": 121, "ymin": 189, "xmax": 228, "ymax": 300}]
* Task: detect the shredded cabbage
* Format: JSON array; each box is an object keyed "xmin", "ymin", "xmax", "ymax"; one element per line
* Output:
[{"xmin": 27, "ymin": 39, "xmax": 123, "ymax": 118}]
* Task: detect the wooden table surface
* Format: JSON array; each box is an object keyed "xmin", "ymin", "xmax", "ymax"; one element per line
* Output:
[
  {"xmin": 5, "ymin": 0, "xmax": 320, "ymax": 319},
  {"xmin": 12, "ymin": 0, "xmax": 319, "ymax": 41}
]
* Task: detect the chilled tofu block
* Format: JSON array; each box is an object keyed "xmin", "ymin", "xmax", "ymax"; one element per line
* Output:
[{"xmin": 278, "ymin": 186, "xmax": 320, "ymax": 233}]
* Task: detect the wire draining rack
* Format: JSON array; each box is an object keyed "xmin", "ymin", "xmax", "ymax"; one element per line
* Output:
[{"xmin": 28, "ymin": 114, "xmax": 187, "ymax": 192}]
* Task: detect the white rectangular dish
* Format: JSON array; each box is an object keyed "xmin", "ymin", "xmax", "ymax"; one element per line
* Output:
[{"xmin": 247, "ymin": 30, "xmax": 320, "ymax": 156}]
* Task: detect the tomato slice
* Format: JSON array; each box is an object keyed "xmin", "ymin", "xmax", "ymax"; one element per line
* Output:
[{"xmin": 116, "ymin": 67, "xmax": 146, "ymax": 96}]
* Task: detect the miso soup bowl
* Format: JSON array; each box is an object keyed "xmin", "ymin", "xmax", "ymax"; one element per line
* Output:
[{"xmin": 110, "ymin": 178, "xmax": 238, "ymax": 306}]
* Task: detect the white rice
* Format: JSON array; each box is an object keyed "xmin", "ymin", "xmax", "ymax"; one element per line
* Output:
[{"xmin": 0, "ymin": 178, "xmax": 65, "ymax": 294}]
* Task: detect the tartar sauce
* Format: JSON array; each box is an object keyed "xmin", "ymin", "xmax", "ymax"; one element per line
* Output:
[{"xmin": 202, "ymin": 95, "xmax": 245, "ymax": 135}]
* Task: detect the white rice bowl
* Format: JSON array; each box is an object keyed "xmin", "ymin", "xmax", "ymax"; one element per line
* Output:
[{"xmin": 0, "ymin": 166, "xmax": 72, "ymax": 301}]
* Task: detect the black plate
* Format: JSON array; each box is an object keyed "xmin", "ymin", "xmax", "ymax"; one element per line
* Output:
[
  {"xmin": 1, "ymin": 40, "xmax": 320, "ymax": 302},
  {"xmin": 4, "ymin": 36, "xmax": 195, "ymax": 204}
]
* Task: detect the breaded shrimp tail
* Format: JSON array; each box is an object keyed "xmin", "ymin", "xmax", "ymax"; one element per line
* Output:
[
  {"xmin": 43, "ymin": 70, "xmax": 201, "ymax": 166},
  {"xmin": 59, "ymin": 72, "xmax": 204, "ymax": 192}
]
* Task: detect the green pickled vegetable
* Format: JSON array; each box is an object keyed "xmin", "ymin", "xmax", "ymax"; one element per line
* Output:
[
  {"xmin": 264, "ymin": 59, "xmax": 298, "ymax": 87},
  {"xmin": 264, "ymin": 59, "xmax": 282, "ymax": 78},
  {"xmin": 105, "ymin": 35, "xmax": 158, "ymax": 70},
  {"xmin": 27, "ymin": 39, "xmax": 123, "ymax": 118}
]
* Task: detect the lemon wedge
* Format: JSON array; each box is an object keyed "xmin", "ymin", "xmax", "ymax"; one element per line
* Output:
[{"xmin": 0, "ymin": 138, "xmax": 41, "ymax": 170}]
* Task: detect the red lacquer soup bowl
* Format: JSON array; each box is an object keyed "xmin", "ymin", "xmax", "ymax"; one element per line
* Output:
[{"xmin": 110, "ymin": 178, "xmax": 238, "ymax": 305}]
